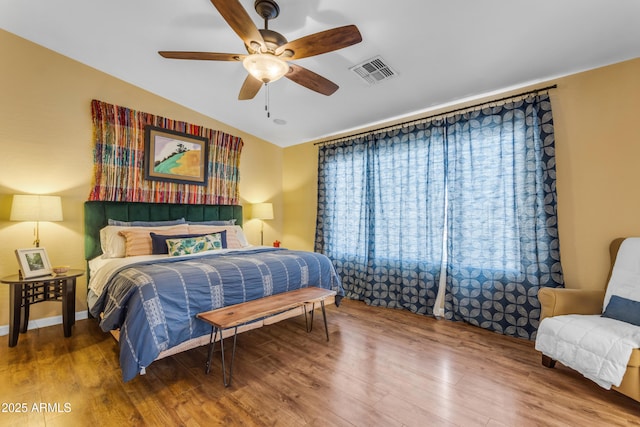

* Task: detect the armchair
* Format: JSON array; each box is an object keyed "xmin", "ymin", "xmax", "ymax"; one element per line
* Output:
[{"xmin": 537, "ymin": 238, "xmax": 640, "ymax": 402}]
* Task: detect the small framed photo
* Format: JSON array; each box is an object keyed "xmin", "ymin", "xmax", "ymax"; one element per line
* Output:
[
  {"xmin": 144, "ymin": 125, "xmax": 209, "ymax": 186},
  {"xmin": 15, "ymin": 248, "xmax": 53, "ymax": 279}
]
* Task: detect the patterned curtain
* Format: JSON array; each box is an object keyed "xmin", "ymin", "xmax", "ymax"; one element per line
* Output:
[
  {"xmin": 443, "ymin": 95, "xmax": 563, "ymax": 339},
  {"xmin": 89, "ymin": 99, "xmax": 243, "ymax": 204},
  {"xmin": 315, "ymin": 93, "xmax": 563, "ymax": 339},
  {"xmin": 315, "ymin": 124, "xmax": 447, "ymax": 315}
]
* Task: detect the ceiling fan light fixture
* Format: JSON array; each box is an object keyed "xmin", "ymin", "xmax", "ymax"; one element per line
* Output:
[
  {"xmin": 159, "ymin": 0, "xmax": 362, "ymax": 99},
  {"xmin": 242, "ymin": 54, "xmax": 289, "ymax": 83}
]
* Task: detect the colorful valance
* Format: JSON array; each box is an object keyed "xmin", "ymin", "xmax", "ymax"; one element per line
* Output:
[{"xmin": 88, "ymin": 100, "xmax": 242, "ymax": 204}]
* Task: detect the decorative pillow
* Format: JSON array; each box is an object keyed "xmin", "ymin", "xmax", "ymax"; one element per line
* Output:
[
  {"xmin": 166, "ymin": 234, "xmax": 223, "ymax": 256},
  {"xmin": 186, "ymin": 219, "xmax": 236, "ymax": 226},
  {"xmin": 100, "ymin": 224, "xmax": 188, "ymax": 258},
  {"xmin": 187, "ymin": 225, "xmax": 247, "ymax": 249},
  {"xmin": 150, "ymin": 230, "xmax": 227, "ymax": 254},
  {"xmin": 116, "ymin": 224, "xmax": 189, "ymax": 257},
  {"xmin": 602, "ymin": 295, "xmax": 640, "ymax": 327},
  {"xmin": 107, "ymin": 218, "xmax": 186, "ymax": 226}
]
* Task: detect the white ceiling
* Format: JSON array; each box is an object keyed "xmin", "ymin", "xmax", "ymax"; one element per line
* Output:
[{"xmin": 1, "ymin": 0, "xmax": 639, "ymax": 147}]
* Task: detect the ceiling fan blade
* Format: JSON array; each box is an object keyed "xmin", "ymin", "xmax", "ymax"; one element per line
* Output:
[
  {"xmin": 238, "ymin": 74, "xmax": 264, "ymax": 100},
  {"xmin": 159, "ymin": 51, "xmax": 245, "ymax": 61},
  {"xmin": 276, "ymin": 25, "xmax": 362, "ymax": 60},
  {"xmin": 286, "ymin": 64, "xmax": 339, "ymax": 96},
  {"xmin": 210, "ymin": 0, "xmax": 265, "ymax": 50}
]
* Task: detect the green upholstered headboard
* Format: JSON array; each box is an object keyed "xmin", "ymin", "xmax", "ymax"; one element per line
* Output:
[{"xmin": 84, "ymin": 201, "xmax": 243, "ymax": 261}]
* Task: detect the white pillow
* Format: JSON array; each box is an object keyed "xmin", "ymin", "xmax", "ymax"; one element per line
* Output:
[
  {"xmin": 100, "ymin": 224, "xmax": 189, "ymax": 258},
  {"xmin": 233, "ymin": 226, "xmax": 250, "ymax": 247},
  {"xmin": 603, "ymin": 237, "xmax": 640, "ymax": 311}
]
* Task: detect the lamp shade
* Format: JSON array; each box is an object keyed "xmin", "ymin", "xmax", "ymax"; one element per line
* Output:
[
  {"xmin": 252, "ymin": 203, "xmax": 274, "ymax": 220},
  {"xmin": 10, "ymin": 195, "xmax": 63, "ymax": 222},
  {"xmin": 242, "ymin": 54, "xmax": 289, "ymax": 83}
]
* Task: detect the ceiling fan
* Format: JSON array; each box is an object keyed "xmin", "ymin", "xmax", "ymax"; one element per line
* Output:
[{"xmin": 159, "ymin": 0, "xmax": 362, "ymax": 101}]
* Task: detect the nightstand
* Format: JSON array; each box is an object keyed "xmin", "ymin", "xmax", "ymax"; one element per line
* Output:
[{"xmin": 0, "ymin": 269, "xmax": 84, "ymax": 347}]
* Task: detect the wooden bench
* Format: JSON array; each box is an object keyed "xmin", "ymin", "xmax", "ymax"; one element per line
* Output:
[{"xmin": 196, "ymin": 287, "xmax": 337, "ymax": 386}]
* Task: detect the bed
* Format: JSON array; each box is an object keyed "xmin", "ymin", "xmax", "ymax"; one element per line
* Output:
[{"xmin": 84, "ymin": 201, "xmax": 343, "ymax": 382}]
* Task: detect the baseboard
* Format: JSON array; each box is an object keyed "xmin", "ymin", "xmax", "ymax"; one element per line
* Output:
[{"xmin": 0, "ymin": 311, "xmax": 89, "ymax": 336}]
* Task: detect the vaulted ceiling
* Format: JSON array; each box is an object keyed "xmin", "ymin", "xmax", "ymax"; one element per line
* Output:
[{"xmin": 1, "ymin": 0, "xmax": 639, "ymax": 147}]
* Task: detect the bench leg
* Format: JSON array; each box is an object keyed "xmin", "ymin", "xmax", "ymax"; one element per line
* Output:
[
  {"xmin": 303, "ymin": 301, "xmax": 330, "ymax": 342},
  {"xmin": 321, "ymin": 300, "xmax": 329, "ymax": 342},
  {"xmin": 220, "ymin": 327, "xmax": 239, "ymax": 387},
  {"xmin": 205, "ymin": 326, "xmax": 219, "ymax": 374},
  {"xmin": 304, "ymin": 304, "xmax": 309, "ymax": 332},
  {"xmin": 205, "ymin": 325, "xmax": 239, "ymax": 387},
  {"xmin": 304, "ymin": 302, "xmax": 316, "ymax": 333}
]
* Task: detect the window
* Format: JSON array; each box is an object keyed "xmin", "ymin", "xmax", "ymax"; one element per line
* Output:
[{"xmin": 316, "ymin": 94, "xmax": 563, "ymax": 339}]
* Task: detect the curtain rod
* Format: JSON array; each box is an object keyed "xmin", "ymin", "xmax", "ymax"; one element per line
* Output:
[{"xmin": 314, "ymin": 84, "xmax": 557, "ymax": 147}]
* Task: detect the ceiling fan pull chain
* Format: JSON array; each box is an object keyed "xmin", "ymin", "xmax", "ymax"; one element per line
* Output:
[{"xmin": 265, "ymin": 82, "xmax": 271, "ymax": 118}]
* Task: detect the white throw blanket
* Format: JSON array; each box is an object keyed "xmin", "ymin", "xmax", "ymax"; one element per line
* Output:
[{"xmin": 535, "ymin": 314, "xmax": 640, "ymax": 389}]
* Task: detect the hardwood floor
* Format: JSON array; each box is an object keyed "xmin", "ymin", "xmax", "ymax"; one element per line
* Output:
[{"xmin": 1, "ymin": 298, "xmax": 639, "ymax": 426}]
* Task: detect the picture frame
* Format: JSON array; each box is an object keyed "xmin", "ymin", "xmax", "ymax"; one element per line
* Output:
[
  {"xmin": 144, "ymin": 125, "xmax": 209, "ymax": 186},
  {"xmin": 15, "ymin": 247, "xmax": 53, "ymax": 279}
]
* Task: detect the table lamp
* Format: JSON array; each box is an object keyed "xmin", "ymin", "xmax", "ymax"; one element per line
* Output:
[{"xmin": 10, "ymin": 194, "xmax": 63, "ymax": 247}]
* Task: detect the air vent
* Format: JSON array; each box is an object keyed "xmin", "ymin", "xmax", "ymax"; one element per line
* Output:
[{"xmin": 349, "ymin": 55, "xmax": 397, "ymax": 86}]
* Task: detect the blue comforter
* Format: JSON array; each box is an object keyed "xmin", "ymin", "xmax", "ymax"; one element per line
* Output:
[{"xmin": 90, "ymin": 248, "xmax": 343, "ymax": 381}]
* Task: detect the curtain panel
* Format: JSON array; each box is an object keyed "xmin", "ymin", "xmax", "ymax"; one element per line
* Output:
[
  {"xmin": 442, "ymin": 96, "xmax": 563, "ymax": 339},
  {"xmin": 315, "ymin": 124, "xmax": 447, "ymax": 316},
  {"xmin": 315, "ymin": 94, "xmax": 563, "ymax": 340},
  {"xmin": 89, "ymin": 99, "xmax": 243, "ymax": 204}
]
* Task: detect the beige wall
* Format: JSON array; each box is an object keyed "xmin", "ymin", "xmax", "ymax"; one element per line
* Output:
[
  {"xmin": 283, "ymin": 57, "xmax": 640, "ymax": 292},
  {"xmin": 553, "ymin": 58, "xmax": 640, "ymax": 289},
  {"xmin": 0, "ymin": 30, "xmax": 283, "ymax": 326},
  {"xmin": 282, "ymin": 142, "xmax": 318, "ymax": 252}
]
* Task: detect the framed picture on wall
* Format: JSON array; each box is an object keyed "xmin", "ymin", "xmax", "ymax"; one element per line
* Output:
[
  {"xmin": 15, "ymin": 247, "xmax": 53, "ymax": 278},
  {"xmin": 144, "ymin": 125, "xmax": 209, "ymax": 185}
]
